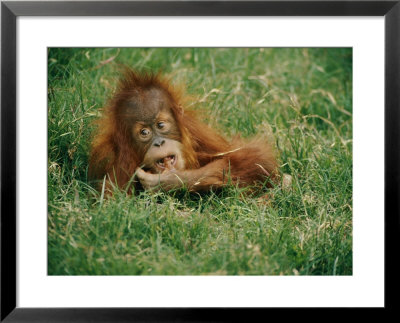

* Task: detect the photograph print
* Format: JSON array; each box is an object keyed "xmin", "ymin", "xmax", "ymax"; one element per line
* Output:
[{"xmin": 48, "ymin": 47, "xmax": 352, "ymax": 275}]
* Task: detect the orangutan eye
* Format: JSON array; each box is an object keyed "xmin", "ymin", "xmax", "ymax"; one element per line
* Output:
[
  {"xmin": 157, "ymin": 122, "xmax": 165, "ymax": 129},
  {"xmin": 140, "ymin": 128, "xmax": 151, "ymax": 137}
]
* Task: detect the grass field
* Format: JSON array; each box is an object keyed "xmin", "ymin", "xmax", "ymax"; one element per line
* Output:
[{"xmin": 48, "ymin": 48, "xmax": 352, "ymax": 275}]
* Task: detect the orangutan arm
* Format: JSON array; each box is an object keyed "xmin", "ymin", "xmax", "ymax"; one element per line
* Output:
[{"xmin": 136, "ymin": 158, "xmax": 228, "ymax": 192}]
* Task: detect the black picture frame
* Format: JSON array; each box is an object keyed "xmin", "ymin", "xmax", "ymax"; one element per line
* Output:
[{"xmin": 1, "ymin": 1, "xmax": 399, "ymax": 321}]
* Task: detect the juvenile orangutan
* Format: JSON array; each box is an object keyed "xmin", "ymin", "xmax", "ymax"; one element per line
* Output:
[{"xmin": 89, "ymin": 69, "xmax": 279, "ymax": 193}]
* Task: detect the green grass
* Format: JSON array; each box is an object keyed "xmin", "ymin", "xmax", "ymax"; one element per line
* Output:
[{"xmin": 48, "ymin": 48, "xmax": 352, "ymax": 275}]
